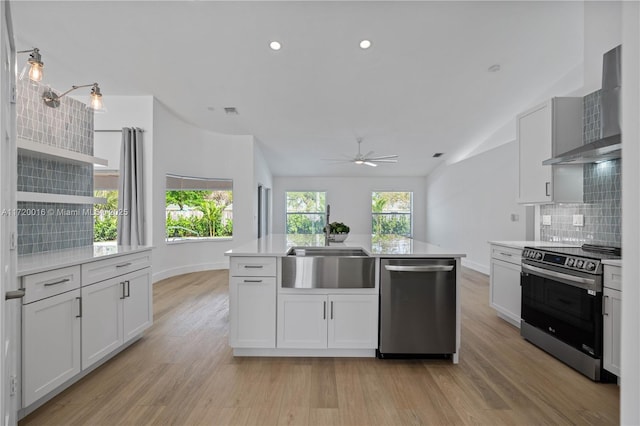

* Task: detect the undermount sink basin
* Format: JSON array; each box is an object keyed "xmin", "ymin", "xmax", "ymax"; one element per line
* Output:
[
  {"xmin": 286, "ymin": 246, "xmax": 369, "ymax": 257},
  {"xmin": 282, "ymin": 246, "xmax": 374, "ymax": 289}
]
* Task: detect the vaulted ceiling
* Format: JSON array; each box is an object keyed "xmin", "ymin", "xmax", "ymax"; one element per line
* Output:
[{"xmin": 10, "ymin": 1, "xmax": 584, "ymax": 177}]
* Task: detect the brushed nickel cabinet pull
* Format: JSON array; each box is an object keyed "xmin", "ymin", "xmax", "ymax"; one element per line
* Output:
[
  {"xmin": 545, "ymin": 182, "xmax": 551, "ymax": 197},
  {"xmin": 603, "ymin": 295, "xmax": 609, "ymax": 316},
  {"xmin": 330, "ymin": 301, "xmax": 334, "ymax": 320},
  {"xmin": 244, "ymin": 265, "xmax": 263, "ymax": 269},
  {"xmin": 323, "ymin": 301, "xmax": 326, "ymax": 320},
  {"xmin": 116, "ymin": 262, "xmax": 132, "ymax": 268},
  {"xmin": 44, "ymin": 278, "xmax": 70, "ymax": 286},
  {"xmin": 120, "ymin": 282, "xmax": 126, "ymax": 300},
  {"xmin": 76, "ymin": 297, "xmax": 82, "ymax": 318},
  {"xmin": 125, "ymin": 280, "xmax": 131, "ymax": 298},
  {"xmin": 243, "ymin": 279, "xmax": 263, "ymax": 283}
]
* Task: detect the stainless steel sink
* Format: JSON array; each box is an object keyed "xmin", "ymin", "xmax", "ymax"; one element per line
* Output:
[
  {"xmin": 282, "ymin": 246, "xmax": 374, "ymax": 289},
  {"xmin": 286, "ymin": 246, "xmax": 369, "ymax": 257}
]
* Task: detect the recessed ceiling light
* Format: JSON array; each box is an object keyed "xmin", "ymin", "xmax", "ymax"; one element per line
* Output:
[
  {"xmin": 488, "ymin": 64, "xmax": 501, "ymax": 72},
  {"xmin": 359, "ymin": 40, "xmax": 372, "ymax": 49},
  {"xmin": 269, "ymin": 41, "xmax": 281, "ymax": 51},
  {"xmin": 224, "ymin": 107, "xmax": 239, "ymax": 115}
]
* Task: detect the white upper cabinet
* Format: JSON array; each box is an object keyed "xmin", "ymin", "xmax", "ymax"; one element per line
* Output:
[{"xmin": 517, "ymin": 97, "xmax": 583, "ymax": 204}]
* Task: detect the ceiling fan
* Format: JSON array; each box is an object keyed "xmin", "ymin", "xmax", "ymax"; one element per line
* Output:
[{"xmin": 325, "ymin": 138, "xmax": 399, "ymax": 167}]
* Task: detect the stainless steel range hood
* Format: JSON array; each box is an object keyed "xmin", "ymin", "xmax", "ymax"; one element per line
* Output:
[{"xmin": 543, "ymin": 45, "xmax": 621, "ymax": 165}]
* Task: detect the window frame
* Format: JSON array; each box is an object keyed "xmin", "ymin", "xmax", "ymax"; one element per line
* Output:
[
  {"xmin": 285, "ymin": 191, "xmax": 327, "ymax": 235},
  {"xmin": 371, "ymin": 191, "xmax": 413, "ymax": 237}
]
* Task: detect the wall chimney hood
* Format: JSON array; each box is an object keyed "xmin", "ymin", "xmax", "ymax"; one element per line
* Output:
[{"xmin": 543, "ymin": 45, "xmax": 621, "ymax": 165}]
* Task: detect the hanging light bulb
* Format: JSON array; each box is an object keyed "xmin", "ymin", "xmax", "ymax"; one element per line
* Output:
[
  {"xmin": 89, "ymin": 83, "xmax": 103, "ymax": 110},
  {"xmin": 18, "ymin": 48, "xmax": 44, "ymax": 83}
]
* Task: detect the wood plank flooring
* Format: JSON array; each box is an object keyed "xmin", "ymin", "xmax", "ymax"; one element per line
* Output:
[{"xmin": 19, "ymin": 268, "xmax": 619, "ymax": 425}]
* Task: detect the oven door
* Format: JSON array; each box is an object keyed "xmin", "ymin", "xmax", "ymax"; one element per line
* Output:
[{"xmin": 521, "ymin": 262, "xmax": 602, "ymax": 357}]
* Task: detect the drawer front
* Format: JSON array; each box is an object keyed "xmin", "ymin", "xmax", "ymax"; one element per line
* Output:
[
  {"xmin": 82, "ymin": 251, "xmax": 152, "ymax": 286},
  {"xmin": 604, "ymin": 265, "xmax": 622, "ymax": 291},
  {"xmin": 229, "ymin": 257, "xmax": 277, "ymax": 277},
  {"xmin": 491, "ymin": 245, "xmax": 523, "ymax": 265},
  {"xmin": 23, "ymin": 265, "xmax": 81, "ymax": 304}
]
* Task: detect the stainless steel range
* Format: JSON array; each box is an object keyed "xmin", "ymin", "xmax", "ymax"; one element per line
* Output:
[{"xmin": 520, "ymin": 244, "xmax": 620, "ymax": 382}]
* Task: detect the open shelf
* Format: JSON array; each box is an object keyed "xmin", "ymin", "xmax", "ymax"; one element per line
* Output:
[
  {"xmin": 18, "ymin": 138, "xmax": 108, "ymax": 167},
  {"xmin": 17, "ymin": 192, "xmax": 107, "ymax": 205}
]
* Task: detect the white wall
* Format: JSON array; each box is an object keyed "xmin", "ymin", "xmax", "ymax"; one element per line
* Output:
[
  {"xmin": 93, "ymin": 96, "xmax": 154, "ymax": 241},
  {"xmin": 151, "ymin": 99, "xmax": 257, "ymax": 281},
  {"xmin": 584, "ymin": 1, "xmax": 623, "ymax": 94},
  {"xmin": 272, "ymin": 176, "xmax": 426, "ymax": 240},
  {"xmin": 425, "ymin": 142, "xmax": 527, "ymax": 274},
  {"xmin": 621, "ymin": 2, "xmax": 639, "ymax": 423}
]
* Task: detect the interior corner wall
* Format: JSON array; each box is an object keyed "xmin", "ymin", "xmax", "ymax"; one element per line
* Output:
[
  {"xmin": 151, "ymin": 100, "xmax": 255, "ymax": 282},
  {"xmin": 425, "ymin": 141, "xmax": 527, "ymax": 274},
  {"xmin": 272, "ymin": 176, "xmax": 427, "ymax": 240},
  {"xmin": 93, "ymin": 96, "xmax": 154, "ymax": 243}
]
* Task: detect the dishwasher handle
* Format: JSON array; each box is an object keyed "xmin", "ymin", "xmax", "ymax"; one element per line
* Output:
[{"xmin": 384, "ymin": 265, "xmax": 454, "ymax": 273}]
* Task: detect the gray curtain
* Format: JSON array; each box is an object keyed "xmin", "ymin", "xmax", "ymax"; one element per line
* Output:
[{"xmin": 117, "ymin": 127, "xmax": 145, "ymax": 245}]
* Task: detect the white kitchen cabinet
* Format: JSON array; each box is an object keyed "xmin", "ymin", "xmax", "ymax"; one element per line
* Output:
[
  {"xmin": 228, "ymin": 256, "xmax": 277, "ymax": 349},
  {"xmin": 229, "ymin": 277, "xmax": 276, "ymax": 348},
  {"xmin": 489, "ymin": 244, "xmax": 522, "ymax": 327},
  {"xmin": 22, "ymin": 288, "xmax": 81, "ymax": 407},
  {"xmin": 82, "ymin": 267, "xmax": 152, "ymax": 369},
  {"xmin": 603, "ymin": 265, "xmax": 622, "ymax": 377},
  {"xmin": 517, "ymin": 97, "xmax": 583, "ymax": 204},
  {"xmin": 277, "ymin": 293, "xmax": 378, "ymax": 349}
]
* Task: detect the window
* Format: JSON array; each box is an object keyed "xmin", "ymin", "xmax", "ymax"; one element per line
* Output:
[
  {"xmin": 286, "ymin": 191, "xmax": 326, "ymax": 234},
  {"xmin": 372, "ymin": 191, "xmax": 412, "ymax": 237},
  {"xmin": 94, "ymin": 171, "xmax": 119, "ymax": 244},
  {"xmin": 165, "ymin": 174, "xmax": 233, "ymax": 241}
]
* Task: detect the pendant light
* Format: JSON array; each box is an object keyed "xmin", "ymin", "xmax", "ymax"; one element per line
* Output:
[{"xmin": 17, "ymin": 48, "xmax": 44, "ymax": 83}]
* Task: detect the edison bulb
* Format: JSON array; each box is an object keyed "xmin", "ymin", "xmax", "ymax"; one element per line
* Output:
[
  {"xmin": 89, "ymin": 92, "xmax": 103, "ymax": 110},
  {"xmin": 28, "ymin": 62, "xmax": 43, "ymax": 82}
]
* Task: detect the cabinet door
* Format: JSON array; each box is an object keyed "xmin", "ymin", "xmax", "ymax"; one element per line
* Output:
[
  {"xmin": 490, "ymin": 258, "xmax": 522, "ymax": 327},
  {"xmin": 22, "ymin": 289, "xmax": 81, "ymax": 407},
  {"xmin": 123, "ymin": 268, "xmax": 153, "ymax": 342},
  {"xmin": 518, "ymin": 101, "xmax": 552, "ymax": 203},
  {"xmin": 603, "ymin": 287, "xmax": 622, "ymax": 376},
  {"xmin": 277, "ymin": 294, "xmax": 327, "ymax": 349},
  {"xmin": 229, "ymin": 277, "xmax": 276, "ymax": 348},
  {"xmin": 327, "ymin": 294, "xmax": 378, "ymax": 349},
  {"xmin": 81, "ymin": 277, "xmax": 124, "ymax": 369}
]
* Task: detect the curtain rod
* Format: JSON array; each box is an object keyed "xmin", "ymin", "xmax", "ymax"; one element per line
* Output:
[{"xmin": 95, "ymin": 129, "xmax": 145, "ymax": 133}]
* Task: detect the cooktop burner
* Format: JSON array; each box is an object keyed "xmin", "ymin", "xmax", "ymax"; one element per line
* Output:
[{"xmin": 532, "ymin": 244, "xmax": 621, "ymax": 261}]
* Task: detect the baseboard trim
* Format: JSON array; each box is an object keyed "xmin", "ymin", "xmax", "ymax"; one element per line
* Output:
[
  {"xmin": 233, "ymin": 348, "xmax": 376, "ymax": 358},
  {"xmin": 461, "ymin": 258, "xmax": 489, "ymax": 275},
  {"xmin": 153, "ymin": 262, "xmax": 229, "ymax": 283}
]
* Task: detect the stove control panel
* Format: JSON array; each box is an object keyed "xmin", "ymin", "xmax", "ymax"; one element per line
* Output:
[{"xmin": 522, "ymin": 249, "xmax": 601, "ymax": 274}]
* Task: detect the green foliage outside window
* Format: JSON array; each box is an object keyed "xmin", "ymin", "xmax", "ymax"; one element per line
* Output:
[
  {"xmin": 372, "ymin": 191, "xmax": 412, "ymax": 237},
  {"xmin": 286, "ymin": 191, "xmax": 326, "ymax": 234},
  {"xmin": 94, "ymin": 190, "xmax": 118, "ymax": 242},
  {"xmin": 165, "ymin": 190, "xmax": 233, "ymax": 239}
]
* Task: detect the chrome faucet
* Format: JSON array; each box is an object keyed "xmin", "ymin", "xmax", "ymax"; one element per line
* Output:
[{"xmin": 325, "ymin": 204, "xmax": 331, "ymax": 246}]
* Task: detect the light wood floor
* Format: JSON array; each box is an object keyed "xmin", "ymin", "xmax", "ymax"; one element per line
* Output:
[{"xmin": 19, "ymin": 268, "xmax": 619, "ymax": 426}]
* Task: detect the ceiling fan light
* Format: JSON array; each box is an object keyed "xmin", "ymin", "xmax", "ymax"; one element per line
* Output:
[
  {"xmin": 364, "ymin": 161, "xmax": 377, "ymax": 167},
  {"xmin": 354, "ymin": 160, "xmax": 364, "ymax": 165}
]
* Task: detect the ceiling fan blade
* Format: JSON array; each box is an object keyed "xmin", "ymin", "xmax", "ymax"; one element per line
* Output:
[
  {"xmin": 363, "ymin": 161, "xmax": 378, "ymax": 167},
  {"xmin": 370, "ymin": 159, "xmax": 398, "ymax": 163},
  {"xmin": 367, "ymin": 154, "xmax": 399, "ymax": 160}
]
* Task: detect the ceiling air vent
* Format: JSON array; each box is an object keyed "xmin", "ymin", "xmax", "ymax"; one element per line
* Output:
[
  {"xmin": 224, "ymin": 107, "xmax": 239, "ymax": 115},
  {"xmin": 433, "ymin": 153, "xmax": 444, "ymax": 158}
]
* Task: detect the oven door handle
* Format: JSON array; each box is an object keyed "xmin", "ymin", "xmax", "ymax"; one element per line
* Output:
[{"xmin": 522, "ymin": 263, "xmax": 597, "ymax": 288}]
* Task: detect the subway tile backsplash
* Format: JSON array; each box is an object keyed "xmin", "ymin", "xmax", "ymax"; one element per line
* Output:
[
  {"xmin": 539, "ymin": 90, "xmax": 621, "ymax": 247},
  {"xmin": 17, "ymin": 78, "xmax": 94, "ymax": 255}
]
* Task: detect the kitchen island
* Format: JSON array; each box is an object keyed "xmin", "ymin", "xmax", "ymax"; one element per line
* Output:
[{"xmin": 225, "ymin": 234, "xmax": 465, "ymax": 361}]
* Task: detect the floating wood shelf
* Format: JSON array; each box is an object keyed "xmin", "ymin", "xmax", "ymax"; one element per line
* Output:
[
  {"xmin": 17, "ymin": 192, "xmax": 107, "ymax": 205},
  {"xmin": 18, "ymin": 138, "xmax": 108, "ymax": 167}
]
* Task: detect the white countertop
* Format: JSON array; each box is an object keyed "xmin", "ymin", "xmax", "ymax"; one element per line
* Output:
[
  {"xmin": 602, "ymin": 259, "xmax": 622, "ymax": 267},
  {"xmin": 489, "ymin": 241, "xmax": 582, "ymax": 250},
  {"xmin": 225, "ymin": 234, "xmax": 466, "ymax": 258},
  {"xmin": 18, "ymin": 244, "xmax": 153, "ymax": 276}
]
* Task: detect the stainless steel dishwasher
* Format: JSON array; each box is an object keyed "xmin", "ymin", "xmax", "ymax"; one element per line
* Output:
[{"xmin": 378, "ymin": 258, "xmax": 456, "ymax": 357}]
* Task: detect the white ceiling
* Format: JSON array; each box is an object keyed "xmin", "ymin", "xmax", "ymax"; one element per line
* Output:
[{"xmin": 10, "ymin": 1, "xmax": 584, "ymax": 177}]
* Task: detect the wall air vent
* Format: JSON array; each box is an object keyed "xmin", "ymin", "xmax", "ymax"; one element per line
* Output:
[
  {"xmin": 433, "ymin": 153, "xmax": 444, "ymax": 158},
  {"xmin": 224, "ymin": 107, "xmax": 239, "ymax": 115}
]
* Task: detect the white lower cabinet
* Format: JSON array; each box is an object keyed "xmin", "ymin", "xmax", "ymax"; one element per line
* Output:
[
  {"xmin": 489, "ymin": 245, "xmax": 523, "ymax": 327},
  {"xmin": 229, "ymin": 277, "xmax": 276, "ymax": 348},
  {"xmin": 82, "ymin": 268, "xmax": 152, "ymax": 369},
  {"xmin": 603, "ymin": 264, "xmax": 622, "ymax": 377},
  {"xmin": 22, "ymin": 289, "xmax": 81, "ymax": 407},
  {"xmin": 277, "ymin": 294, "xmax": 378, "ymax": 349}
]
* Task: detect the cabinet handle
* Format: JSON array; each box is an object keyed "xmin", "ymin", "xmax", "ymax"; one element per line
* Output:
[
  {"xmin": 545, "ymin": 182, "xmax": 551, "ymax": 197},
  {"xmin": 116, "ymin": 262, "xmax": 132, "ymax": 268},
  {"xmin": 500, "ymin": 252, "xmax": 513, "ymax": 257},
  {"xmin": 44, "ymin": 278, "xmax": 70, "ymax": 286},
  {"xmin": 120, "ymin": 282, "xmax": 126, "ymax": 299},
  {"xmin": 244, "ymin": 265, "xmax": 263, "ymax": 269},
  {"xmin": 330, "ymin": 301, "xmax": 334, "ymax": 320},
  {"xmin": 125, "ymin": 280, "xmax": 131, "ymax": 298},
  {"xmin": 603, "ymin": 295, "xmax": 609, "ymax": 316},
  {"xmin": 76, "ymin": 297, "xmax": 82, "ymax": 318},
  {"xmin": 243, "ymin": 279, "xmax": 263, "ymax": 283},
  {"xmin": 5, "ymin": 289, "xmax": 25, "ymax": 300},
  {"xmin": 323, "ymin": 301, "xmax": 326, "ymax": 320}
]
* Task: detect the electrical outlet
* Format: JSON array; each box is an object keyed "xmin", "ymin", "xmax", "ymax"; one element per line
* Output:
[
  {"xmin": 573, "ymin": 214, "xmax": 584, "ymax": 227},
  {"xmin": 542, "ymin": 215, "xmax": 552, "ymax": 226},
  {"xmin": 9, "ymin": 375, "xmax": 17, "ymax": 396}
]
